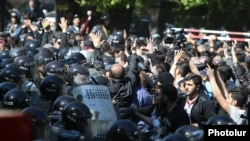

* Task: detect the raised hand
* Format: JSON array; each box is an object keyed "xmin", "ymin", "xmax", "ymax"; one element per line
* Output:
[
  {"xmin": 58, "ymin": 17, "xmax": 67, "ymax": 32},
  {"xmin": 231, "ymin": 40, "xmax": 237, "ymax": 53},
  {"xmin": 245, "ymin": 41, "xmax": 250, "ymax": 56},
  {"xmin": 173, "ymin": 49, "xmax": 184, "ymax": 63},
  {"xmin": 41, "ymin": 19, "xmax": 50, "ymax": 31},
  {"xmin": 89, "ymin": 32, "xmax": 103, "ymax": 47},
  {"xmin": 223, "ymin": 42, "xmax": 229, "ymax": 58},
  {"xmin": 205, "ymin": 63, "xmax": 215, "ymax": 79},
  {"xmin": 146, "ymin": 36, "xmax": 155, "ymax": 53}
]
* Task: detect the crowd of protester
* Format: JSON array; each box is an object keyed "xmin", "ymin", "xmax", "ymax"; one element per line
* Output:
[{"xmin": 0, "ymin": 0, "xmax": 249, "ymax": 140}]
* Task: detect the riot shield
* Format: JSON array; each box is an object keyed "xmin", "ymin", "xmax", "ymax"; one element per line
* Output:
[
  {"xmin": 30, "ymin": 61, "xmax": 41, "ymax": 84},
  {"xmin": 72, "ymin": 85, "xmax": 118, "ymax": 141},
  {"xmin": 72, "ymin": 84, "xmax": 117, "ymax": 121}
]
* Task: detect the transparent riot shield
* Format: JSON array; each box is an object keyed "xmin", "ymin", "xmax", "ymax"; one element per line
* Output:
[
  {"xmin": 30, "ymin": 61, "xmax": 41, "ymax": 83},
  {"xmin": 72, "ymin": 84, "xmax": 117, "ymax": 121},
  {"xmin": 72, "ymin": 85, "xmax": 118, "ymax": 141}
]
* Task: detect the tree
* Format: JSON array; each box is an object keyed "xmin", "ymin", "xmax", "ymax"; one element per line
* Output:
[
  {"xmin": 73, "ymin": 0, "xmax": 250, "ymax": 35},
  {"xmin": 170, "ymin": 0, "xmax": 250, "ymax": 31},
  {"xmin": 74, "ymin": 0, "xmax": 153, "ymax": 13}
]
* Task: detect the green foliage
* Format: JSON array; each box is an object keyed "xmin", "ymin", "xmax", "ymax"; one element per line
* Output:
[
  {"xmin": 169, "ymin": 0, "xmax": 250, "ymax": 30},
  {"xmin": 170, "ymin": 0, "xmax": 209, "ymax": 9},
  {"xmin": 72, "ymin": 0, "xmax": 250, "ymax": 31},
  {"xmin": 74, "ymin": 0, "xmax": 153, "ymax": 12}
]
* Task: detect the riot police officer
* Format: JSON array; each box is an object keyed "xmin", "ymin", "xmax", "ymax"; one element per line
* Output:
[
  {"xmin": 14, "ymin": 55, "xmax": 40, "ymax": 103},
  {"xmin": 21, "ymin": 106, "xmax": 49, "ymax": 140},
  {"xmin": 2, "ymin": 89, "xmax": 29, "ymax": 110},
  {"xmin": 44, "ymin": 60, "xmax": 67, "ymax": 80},
  {"xmin": 33, "ymin": 51, "xmax": 54, "ymax": 82},
  {"xmin": 175, "ymin": 125, "xmax": 204, "ymax": 141},
  {"xmin": 49, "ymin": 101, "xmax": 92, "ymax": 141},
  {"xmin": 65, "ymin": 64, "xmax": 90, "ymax": 96},
  {"xmin": 0, "ymin": 81, "xmax": 20, "ymax": 108},
  {"xmin": 31, "ymin": 75, "xmax": 66, "ymax": 115},
  {"xmin": 5, "ymin": 8, "xmax": 22, "ymax": 35},
  {"xmin": 0, "ymin": 65, "xmax": 27, "ymax": 90},
  {"xmin": 106, "ymin": 119, "xmax": 141, "ymax": 141},
  {"xmin": 48, "ymin": 95, "xmax": 76, "ymax": 125},
  {"xmin": 206, "ymin": 115, "xmax": 236, "ymax": 125}
]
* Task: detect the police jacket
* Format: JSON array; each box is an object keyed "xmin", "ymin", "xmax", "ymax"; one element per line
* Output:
[
  {"xmin": 179, "ymin": 93, "xmax": 216, "ymax": 128},
  {"xmin": 10, "ymin": 25, "xmax": 42, "ymax": 45},
  {"xmin": 67, "ymin": 25, "xmax": 80, "ymax": 34}
]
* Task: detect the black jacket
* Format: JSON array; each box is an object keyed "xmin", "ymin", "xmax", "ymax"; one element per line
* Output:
[
  {"xmin": 233, "ymin": 62, "xmax": 249, "ymax": 87},
  {"xmin": 109, "ymin": 54, "xmax": 138, "ymax": 108},
  {"xmin": 179, "ymin": 93, "xmax": 216, "ymax": 128},
  {"xmin": 93, "ymin": 48, "xmax": 138, "ymax": 108}
]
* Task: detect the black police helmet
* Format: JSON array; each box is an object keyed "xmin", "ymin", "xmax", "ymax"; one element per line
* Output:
[
  {"xmin": 37, "ymin": 47, "xmax": 53, "ymax": 55},
  {"xmin": 21, "ymin": 107, "xmax": 48, "ymax": 125},
  {"xmin": 58, "ymin": 48, "xmax": 70, "ymax": 60},
  {"xmin": 127, "ymin": 34, "xmax": 138, "ymax": 43},
  {"xmin": 67, "ymin": 52, "xmax": 86, "ymax": 66},
  {"xmin": 106, "ymin": 119, "xmax": 141, "ymax": 141},
  {"xmin": 0, "ymin": 65, "xmax": 25, "ymax": 83},
  {"xmin": 111, "ymin": 33, "xmax": 124, "ymax": 45},
  {"xmin": 0, "ymin": 50, "xmax": 11, "ymax": 60},
  {"xmin": 66, "ymin": 64, "xmax": 89, "ymax": 85},
  {"xmin": 2, "ymin": 89, "xmax": 29, "ymax": 110},
  {"xmin": 62, "ymin": 101, "xmax": 92, "ymax": 130},
  {"xmin": 39, "ymin": 75, "xmax": 66, "ymax": 102},
  {"xmin": 14, "ymin": 56, "xmax": 35, "ymax": 74},
  {"xmin": 44, "ymin": 61, "xmax": 66, "ymax": 76},
  {"xmin": 162, "ymin": 133, "xmax": 190, "ymax": 141},
  {"xmin": 53, "ymin": 95, "xmax": 76, "ymax": 114},
  {"xmin": 48, "ymin": 47, "xmax": 59, "ymax": 60},
  {"xmin": 9, "ymin": 47, "xmax": 26, "ymax": 58},
  {"xmin": 10, "ymin": 8, "xmax": 21, "ymax": 20},
  {"xmin": 175, "ymin": 125, "xmax": 204, "ymax": 141},
  {"xmin": 58, "ymin": 130, "xmax": 81, "ymax": 141},
  {"xmin": 34, "ymin": 52, "xmax": 53, "ymax": 65},
  {"xmin": 0, "ymin": 81, "xmax": 20, "ymax": 100},
  {"xmin": 26, "ymin": 47, "xmax": 39, "ymax": 58},
  {"xmin": 0, "ymin": 51, "xmax": 12, "ymax": 69},
  {"xmin": 0, "ymin": 58, "xmax": 14, "ymax": 69},
  {"xmin": 100, "ymin": 14, "xmax": 110, "ymax": 21},
  {"xmin": 24, "ymin": 40, "xmax": 39, "ymax": 50},
  {"xmin": 206, "ymin": 115, "xmax": 236, "ymax": 125},
  {"xmin": 103, "ymin": 57, "xmax": 115, "ymax": 71},
  {"xmin": 89, "ymin": 72, "xmax": 109, "ymax": 85}
]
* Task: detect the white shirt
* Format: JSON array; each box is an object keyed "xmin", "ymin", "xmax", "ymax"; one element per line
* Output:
[
  {"xmin": 184, "ymin": 96, "xmax": 198, "ymax": 123},
  {"xmin": 229, "ymin": 105, "xmax": 247, "ymax": 125}
]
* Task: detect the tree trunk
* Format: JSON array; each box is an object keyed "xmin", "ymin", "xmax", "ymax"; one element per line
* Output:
[{"xmin": 146, "ymin": 0, "xmax": 161, "ymax": 35}]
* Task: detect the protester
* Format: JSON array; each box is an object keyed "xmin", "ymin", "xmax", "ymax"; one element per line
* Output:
[
  {"xmin": 206, "ymin": 64, "xmax": 248, "ymax": 125},
  {"xmin": 0, "ymin": 3, "xmax": 249, "ymax": 141}
]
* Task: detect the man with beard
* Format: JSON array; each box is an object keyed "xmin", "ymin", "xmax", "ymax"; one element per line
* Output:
[
  {"xmin": 130, "ymin": 84, "xmax": 190, "ymax": 140},
  {"xmin": 179, "ymin": 73, "xmax": 216, "ymax": 128},
  {"xmin": 152, "ymin": 84, "xmax": 190, "ymax": 138}
]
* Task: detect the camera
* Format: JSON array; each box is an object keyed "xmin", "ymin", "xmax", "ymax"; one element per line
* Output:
[
  {"xmin": 196, "ymin": 60, "xmax": 219, "ymax": 71},
  {"xmin": 163, "ymin": 28, "xmax": 187, "ymax": 49}
]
